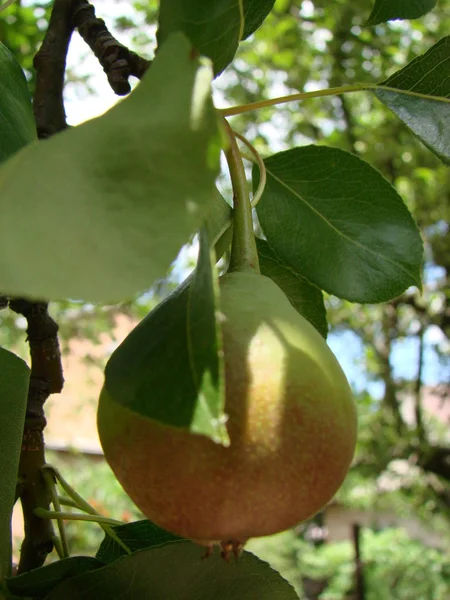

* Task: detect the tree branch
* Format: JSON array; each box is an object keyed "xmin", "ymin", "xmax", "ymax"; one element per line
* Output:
[
  {"xmin": 10, "ymin": 0, "xmax": 69, "ymax": 570},
  {"xmin": 10, "ymin": 301, "xmax": 64, "ymax": 573},
  {"xmin": 72, "ymin": 0, "xmax": 151, "ymax": 96},
  {"xmin": 33, "ymin": 0, "xmax": 75, "ymax": 138},
  {"xmin": 418, "ymin": 446, "xmax": 450, "ymax": 482},
  {"xmin": 377, "ymin": 304, "xmax": 405, "ymax": 435},
  {"xmin": 414, "ymin": 324, "xmax": 425, "ymax": 441}
]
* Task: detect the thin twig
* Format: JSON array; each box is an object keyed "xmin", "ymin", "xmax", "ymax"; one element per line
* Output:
[
  {"xmin": 34, "ymin": 508, "xmax": 123, "ymax": 527},
  {"xmin": 42, "ymin": 465, "xmax": 132, "ymax": 555},
  {"xmin": 72, "ymin": 0, "xmax": 151, "ymax": 95},
  {"xmin": 414, "ymin": 324, "xmax": 425, "ymax": 441}
]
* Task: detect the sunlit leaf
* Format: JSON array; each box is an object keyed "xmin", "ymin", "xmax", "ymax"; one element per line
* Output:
[
  {"xmin": 187, "ymin": 227, "xmax": 227, "ymax": 443},
  {"xmin": 103, "ymin": 262, "xmax": 226, "ymax": 443},
  {"xmin": 0, "ymin": 33, "xmax": 221, "ymax": 302}
]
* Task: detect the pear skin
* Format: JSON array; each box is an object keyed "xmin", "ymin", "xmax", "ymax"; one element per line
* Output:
[{"xmin": 98, "ymin": 272, "xmax": 357, "ymax": 544}]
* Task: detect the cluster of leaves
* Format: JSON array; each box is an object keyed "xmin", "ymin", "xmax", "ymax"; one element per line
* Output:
[{"xmin": 218, "ymin": 0, "xmax": 450, "ymax": 532}]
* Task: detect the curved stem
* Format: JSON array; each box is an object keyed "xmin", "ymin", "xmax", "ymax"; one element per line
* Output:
[
  {"xmin": 42, "ymin": 465, "xmax": 99, "ymax": 516},
  {"xmin": 42, "ymin": 468, "xmax": 69, "ymax": 558},
  {"xmin": 51, "ymin": 535, "xmax": 65, "ymax": 560},
  {"xmin": 233, "ymin": 132, "xmax": 266, "ymax": 209},
  {"xmin": 223, "ymin": 119, "xmax": 259, "ymax": 274},
  {"xmin": 34, "ymin": 508, "xmax": 123, "ymax": 527},
  {"xmin": 57, "ymin": 497, "xmax": 80, "ymax": 509},
  {"xmin": 220, "ymin": 83, "xmax": 372, "ymax": 117},
  {"xmin": 221, "ymin": 82, "xmax": 448, "ymax": 118},
  {"xmin": 41, "ymin": 465, "xmax": 132, "ymax": 556}
]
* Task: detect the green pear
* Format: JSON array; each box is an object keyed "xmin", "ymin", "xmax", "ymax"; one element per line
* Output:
[{"xmin": 98, "ymin": 271, "xmax": 356, "ymax": 547}]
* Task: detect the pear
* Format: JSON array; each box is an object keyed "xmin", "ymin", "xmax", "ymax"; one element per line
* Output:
[{"xmin": 98, "ymin": 271, "xmax": 357, "ymax": 547}]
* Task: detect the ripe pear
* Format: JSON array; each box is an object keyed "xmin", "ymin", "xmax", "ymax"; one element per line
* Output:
[{"xmin": 98, "ymin": 271, "xmax": 356, "ymax": 547}]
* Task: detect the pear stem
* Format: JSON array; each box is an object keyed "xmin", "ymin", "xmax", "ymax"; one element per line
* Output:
[{"xmin": 223, "ymin": 118, "xmax": 260, "ymax": 274}]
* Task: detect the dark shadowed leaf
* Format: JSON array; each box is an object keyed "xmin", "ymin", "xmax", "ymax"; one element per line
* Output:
[
  {"xmin": 96, "ymin": 520, "xmax": 182, "ymax": 564},
  {"xmin": 0, "ymin": 33, "xmax": 221, "ymax": 302},
  {"xmin": 255, "ymin": 146, "xmax": 423, "ymax": 303},
  {"xmin": 104, "ymin": 230, "xmax": 228, "ymax": 443},
  {"xmin": 157, "ymin": 0, "xmax": 275, "ymax": 76},
  {"xmin": 0, "ymin": 42, "xmax": 36, "ymax": 164},
  {"xmin": 375, "ymin": 36, "xmax": 450, "ymax": 165},
  {"xmin": 0, "ymin": 348, "xmax": 29, "ymax": 580},
  {"xmin": 366, "ymin": 0, "xmax": 436, "ymax": 25},
  {"xmin": 6, "ymin": 557, "xmax": 104, "ymax": 599},
  {"xmin": 44, "ymin": 542, "xmax": 299, "ymax": 600},
  {"xmin": 256, "ymin": 238, "xmax": 328, "ymax": 338},
  {"xmin": 242, "ymin": 0, "xmax": 276, "ymax": 39}
]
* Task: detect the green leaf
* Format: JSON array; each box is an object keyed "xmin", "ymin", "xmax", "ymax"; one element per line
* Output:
[
  {"xmin": 6, "ymin": 557, "xmax": 104, "ymax": 599},
  {"xmin": 157, "ymin": 1, "xmax": 275, "ymax": 76},
  {"xmin": 242, "ymin": 1, "xmax": 276, "ymax": 39},
  {"xmin": 44, "ymin": 542, "xmax": 299, "ymax": 600},
  {"xmin": 187, "ymin": 227, "xmax": 228, "ymax": 444},
  {"xmin": 375, "ymin": 37, "xmax": 450, "ymax": 165},
  {"xmin": 96, "ymin": 520, "xmax": 182, "ymax": 564},
  {"xmin": 256, "ymin": 238, "xmax": 328, "ymax": 338},
  {"xmin": 0, "ymin": 33, "xmax": 221, "ymax": 302},
  {"xmin": 367, "ymin": 0, "xmax": 436, "ymax": 25},
  {"xmin": 254, "ymin": 146, "xmax": 423, "ymax": 303},
  {"xmin": 0, "ymin": 42, "xmax": 36, "ymax": 163},
  {"xmin": 0, "ymin": 348, "xmax": 29, "ymax": 581},
  {"xmin": 104, "ymin": 236, "xmax": 228, "ymax": 442}
]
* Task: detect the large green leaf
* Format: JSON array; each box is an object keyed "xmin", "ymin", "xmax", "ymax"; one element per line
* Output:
[
  {"xmin": 256, "ymin": 238, "xmax": 328, "ymax": 338},
  {"xmin": 367, "ymin": 0, "xmax": 436, "ymax": 26},
  {"xmin": 96, "ymin": 520, "xmax": 182, "ymax": 563},
  {"xmin": 0, "ymin": 41, "xmax": 36, "ymax": 163},
  {"xmin": 0, "ymin": 33, "xmax": 221, "ymax": 302},
  {"xmin": 254, "ymin": 146, "xmax": 423, "ymax": 303},
  {"xmin": 375, "ymin": 37, "xmax": 450, "ymax": 165},
  {"xmin": 0, "ymin": 348, "xmax": 29, "ymax": 581},
  {"xmin": 104, "ymin": 229, "xmax": 228, "ymax": 442},
  {"xmin": 157, "ymin": 0, "xmax": 275, "ymax": 76},
  {"xmin": 6, "ymin": 557, "xmax": 104, "ymax": 599},
  {"xmin": 44, "ymin": 542, "xmax": 299, "ymax": 600}
]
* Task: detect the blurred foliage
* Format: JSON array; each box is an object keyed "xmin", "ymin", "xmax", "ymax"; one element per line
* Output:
[
  {"xmin": 0, "ymin": 0, "xmax": 51, "ymax": 93},
  {"xmin": 249, "ymin": 527, "xmax": 450, "ymax": 599}
]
